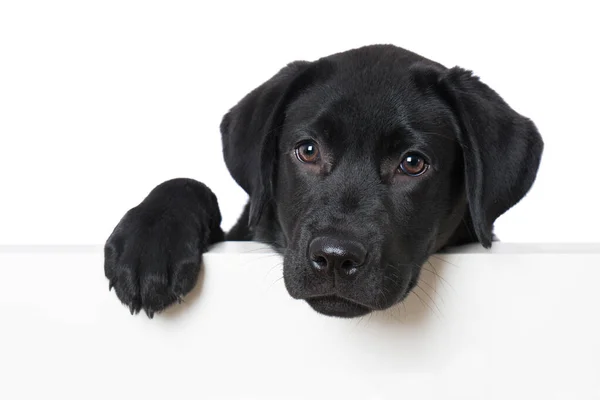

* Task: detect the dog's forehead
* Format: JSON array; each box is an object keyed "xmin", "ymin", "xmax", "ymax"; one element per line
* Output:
[{"xmin": 285, "ymin": 63, "xmax": 455, "ymax": 149}]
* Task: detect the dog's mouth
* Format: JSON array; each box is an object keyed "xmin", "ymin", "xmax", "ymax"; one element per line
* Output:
[{"xmin": 305, "ymin": 295, "xmax": 371, "ymax": 318}]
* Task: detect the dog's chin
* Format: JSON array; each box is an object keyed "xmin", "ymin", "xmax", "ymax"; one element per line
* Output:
[{"xmin": 305, "ymin": 296, "xmax": 371, "ymax": 318}]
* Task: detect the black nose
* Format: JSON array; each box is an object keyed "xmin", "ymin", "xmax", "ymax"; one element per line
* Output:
[{"xmin": 308, "ymin": 237, "xmax": 367, "ymax": 277}]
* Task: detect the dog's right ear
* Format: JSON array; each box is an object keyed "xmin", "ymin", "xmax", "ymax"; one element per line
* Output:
[
  {"xmin": 220, "ymin": 61, "xmax": 313, "ymax": 227},
  {"xmin": 411, "ymin": 63, "xmax": 544, "ymax": 247}
]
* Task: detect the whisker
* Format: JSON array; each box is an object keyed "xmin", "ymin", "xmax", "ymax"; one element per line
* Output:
[
  {"xmin": 240, "ymin": 246, "xmax": 278, "ymax": 254},
  {"xmin": 416, "ymin": 284, "xmax": 443, "ymax": 316},
  {"xmin": 417, "ymin": 278, "xmax": 445, "ymax": 304},
  {"xmin": 246, "ymin": 253, "xmax": 283, "ymax": 263},
  {"xmin": 383, "ymin": 274, "xmax": 402, "ymax": 286},
  {"xmin": 354, "ymin": 315, "xmax": 366, "ymax": 328},
  {"xmin": 366, "ymin": 309, "xmax": 374, "ymax": 325},
  {"xmin": 424, "ymin": 261, "xmax": 456, "ymax": 294},
  {"xmin": 412, "ymin": 289, "xmax": 429, "ymax": 310},
  {"xmin": 430, "ymin": 254, "xmax": 461, "ymax": 268},
  {"xmin": 412, "ymin": 289, "xmax": 440, "ymax": 318},
  {"xmin": 268, "ymin": 275, "xmax": 284, "ymax": 289},
  {"xmin": 263, "ymin": 262, "xmax": 283, "ymax": 280}
]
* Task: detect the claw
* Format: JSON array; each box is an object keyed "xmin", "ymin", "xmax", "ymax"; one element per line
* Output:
[
  {"xmin": 108, "ymin": 281, "xmax": 114, "ymax": 291},
  {"xmin": 145, "ymin": 309, "xmax": 154, "ymax": 319},
  {"xmin": 129, "ymin": 304, "xmax": 136, "ymax": 315},
  {"xmin": 170, "ymin": 291, "xmax": 185, "ymax": 304}
]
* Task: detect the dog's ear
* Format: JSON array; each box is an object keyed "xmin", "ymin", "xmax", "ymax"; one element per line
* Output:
[
  {"xmin": 220, "ymin": 61, "xmax": 314, "ymax": 227},
  {"xmin": 415, "ymin": 65, "xmax": 544, "ymax": 247}
]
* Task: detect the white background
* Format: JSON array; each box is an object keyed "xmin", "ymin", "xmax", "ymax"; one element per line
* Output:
[{"xmin": 1, "ymin": 0, "xmax": 598, "ymax": 245}]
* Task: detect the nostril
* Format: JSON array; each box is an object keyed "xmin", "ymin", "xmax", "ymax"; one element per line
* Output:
[
  {"xmin": 340, "ymin": 260, "xmax": 359, "ymax": 276},
  {"xmin": 311, "ymin": 255, "xmax": 329, "ymax": 272}
]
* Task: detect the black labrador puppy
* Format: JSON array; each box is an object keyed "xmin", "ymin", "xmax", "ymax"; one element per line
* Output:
[{"xmin": 104, "ymin": 44, "xmax": 543, "ymax": 318}]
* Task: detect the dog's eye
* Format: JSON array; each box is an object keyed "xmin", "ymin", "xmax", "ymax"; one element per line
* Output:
[
  {"xmin": 295, "ymin": 141, "xmax": 320, "ymax": 163},
  {"xmin": 399, "ymin": 153, "xmax": 429, "ymax": 176}
]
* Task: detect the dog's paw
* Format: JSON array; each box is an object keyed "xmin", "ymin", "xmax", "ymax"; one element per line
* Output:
[{"xmin": 104, "ymin": 204, "xmax": 214, "ymax": 318}]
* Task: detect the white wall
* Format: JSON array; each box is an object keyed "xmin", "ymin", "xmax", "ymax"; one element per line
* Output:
[{"xmin": 1, "ymin": 0, "xmax": 598, "ymax": 245}]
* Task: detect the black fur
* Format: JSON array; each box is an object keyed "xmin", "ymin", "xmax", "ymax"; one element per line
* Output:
[{"xmin": 105, "ymin": 45, "xmax": 543, "ymax": 318}]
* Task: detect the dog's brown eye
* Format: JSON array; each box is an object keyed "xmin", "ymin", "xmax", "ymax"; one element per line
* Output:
[
  {"xmin": 295, "ymin": 141, "xmax": 320, "ymax": 163},
  {"xmin": 399, "ymin": 154, "xmax": 428, "ymax": 176}
]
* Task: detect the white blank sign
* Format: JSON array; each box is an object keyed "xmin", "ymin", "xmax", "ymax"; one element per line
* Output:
[{"xmin": 1, "ymin": 242, "xmax": 599, "ymax": 399}]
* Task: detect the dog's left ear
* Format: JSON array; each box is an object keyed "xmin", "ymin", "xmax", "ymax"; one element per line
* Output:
[
  {"xmin": 220, "ymin": 60, "xmax": 320, "ymax": 227},
  {"xmin": 415, "ymin": 65, "xmax": 544, "ymax": 247}
]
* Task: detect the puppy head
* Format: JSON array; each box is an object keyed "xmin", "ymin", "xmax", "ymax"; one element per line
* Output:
[{"xmin": 221, "ymin": 45, "xmax": 543, "ymax": 317}]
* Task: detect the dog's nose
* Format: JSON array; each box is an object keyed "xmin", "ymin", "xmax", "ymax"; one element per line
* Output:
[{"xmin": 308, "ymin": 237, "xmax": 367, "ymax": 277}]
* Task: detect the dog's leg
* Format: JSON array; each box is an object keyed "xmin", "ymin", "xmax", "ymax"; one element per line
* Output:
[
  {"xmin": 225, "ymin": 202, "xmax": 286, "ymax": 249},
  {"xmin": 104, "ymin": 178, "xmax": 224, "ymax": 318}
]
